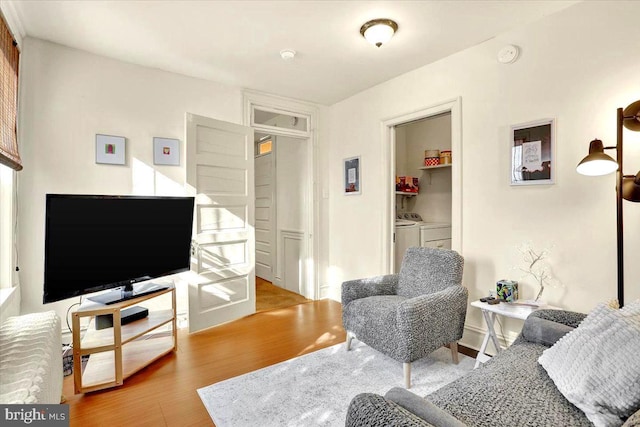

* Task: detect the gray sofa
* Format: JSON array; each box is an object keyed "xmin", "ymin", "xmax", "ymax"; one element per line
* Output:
[{"xmin": 346, "ymin": 309, "xmax": 640, "ymax": 427}]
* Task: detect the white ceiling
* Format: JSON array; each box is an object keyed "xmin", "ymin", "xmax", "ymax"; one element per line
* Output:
[{"xmin": 6, "ymin": 0, "xmax": 579, "ymax": 105}]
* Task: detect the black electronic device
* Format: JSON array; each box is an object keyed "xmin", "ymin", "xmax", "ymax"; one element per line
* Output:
[
  {"xmin": 95, "ymin": 305, "xmax": 149, "ymax": 330},
  {"xmin": 88, "ymin": 282, "xmax": 170, "ymax": 305},
  {"xmin": 43, "ymin": 194, "xmax": 195, "ymax": 304}
]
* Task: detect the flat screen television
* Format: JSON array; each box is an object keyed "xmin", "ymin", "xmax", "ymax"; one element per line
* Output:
[{"xmin": 44, "ymin": 194, "xmax": 195, "ymax": 305}]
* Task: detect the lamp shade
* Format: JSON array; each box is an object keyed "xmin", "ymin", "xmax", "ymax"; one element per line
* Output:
[
  {"xmin": 622, "ymin": 172, "xmax": 640, "ymax": 202},
  {"xmin": 622, "ymin": 100, "xmax": 640, "ymax": 131},
  {"xmin": 576, "ymin": 139, "xmax": 618, "ymax": 176},
  {"xmin": 360, "ymin": 19, "xmax": 398, "ymax": 47}
]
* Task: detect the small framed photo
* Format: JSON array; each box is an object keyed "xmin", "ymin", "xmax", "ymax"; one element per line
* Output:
[
  {"xmin": 153, "ymin": 137, "xmax": 180, "ymax": 166},
  {"xmin": 96, "ymin": 134, "xmax": 126, "ymax": 165},
  {"xmin": 510, "ymin": 118, "xmax": 555, "ymax": 185},
  {"xmin": 344, "ymin": 156, "xmax": 361, "ymax": 195}
]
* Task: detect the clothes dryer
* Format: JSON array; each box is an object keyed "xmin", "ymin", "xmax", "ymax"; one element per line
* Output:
[
  {"xmin": 420, "ymin": 222, "xmax": 452, "ymax": 249},
  {"xmin": 398, "ymin": 213, "xmax": 451, "ymax": 250}
]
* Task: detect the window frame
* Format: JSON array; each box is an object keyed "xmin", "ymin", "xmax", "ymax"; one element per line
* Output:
[{"xmin": 0, "ymin": 163, "xmax": 16, "ymax": 289}]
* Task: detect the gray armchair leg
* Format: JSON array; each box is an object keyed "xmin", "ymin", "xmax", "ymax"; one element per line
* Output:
[
  {"xmin": 450, "ymin": 341, "xmax": 459, "ymax": 364},
  {"xmin": 346, "ymin": 332, "xmax": 354, "ymax": 351},
  {"xmin": 403, "ymin": 363, "xmax": 411, "ymax": 389}
]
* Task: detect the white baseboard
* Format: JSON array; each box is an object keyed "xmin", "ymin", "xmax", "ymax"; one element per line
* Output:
[
  {"xmin": 460, "ymin": 323, "xmax": 519, "ymax": 354},
  {"xmin": 319, "ymin": 284, "xmax": 339, "ymax": 301}
]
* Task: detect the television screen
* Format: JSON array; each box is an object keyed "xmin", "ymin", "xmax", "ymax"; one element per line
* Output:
[{"xmin": 44, "ymin": 194, "xmax": 195, "ymax": 304}]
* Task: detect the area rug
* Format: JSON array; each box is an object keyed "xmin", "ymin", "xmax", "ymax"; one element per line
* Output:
[{"xmin": 197, "ymin": 340, "xmax": 474, "ymax": 426}]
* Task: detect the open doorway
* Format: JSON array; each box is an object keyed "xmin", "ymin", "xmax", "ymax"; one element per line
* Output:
[
  {"xmin": 254, "ymin": 131, "xmax": 312, "ymax": 310},
  {"xmin": 382, "ymin": 98, "xmax": 463, "ymax": 273},
  {"xmin": 244, "ymin": 91, "xmax": 320, "ymax": 303},
  {"xmin": 394, "ymin": 113, "xmax": 453, "ymax": 272}
]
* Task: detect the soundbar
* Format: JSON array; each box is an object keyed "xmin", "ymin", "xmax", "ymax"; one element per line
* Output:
[{"xmin": 95, "ymin": 305, "xmax": 149, "ymax": 330}]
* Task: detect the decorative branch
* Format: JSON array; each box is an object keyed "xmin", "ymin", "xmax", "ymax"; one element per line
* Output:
[{"xmin": 515, "ymin": 242, "xmax": 560, "ymax": 302}]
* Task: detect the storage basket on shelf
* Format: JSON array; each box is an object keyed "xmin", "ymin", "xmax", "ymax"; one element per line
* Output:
[
  {"xmin": 424, "ymin": 149, "xmax": 440, "ymax": 167},
  {"xmin": 440, "ymin": 150, "xmax": 452, "ymax": 164}
]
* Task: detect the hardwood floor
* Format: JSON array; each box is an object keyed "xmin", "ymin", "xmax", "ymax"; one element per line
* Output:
[
  {"xmin": 255, "ymin": 277, "xmax": 310, "ymax": 312},
  {"xmin": 62, "ymin": 299, "xmax": 346, "ymax": 426}
]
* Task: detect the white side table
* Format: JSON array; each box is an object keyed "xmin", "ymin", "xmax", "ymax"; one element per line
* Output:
[{"xmin": 471, "ymin": 300, "xmax": 558, "ymax": 369}]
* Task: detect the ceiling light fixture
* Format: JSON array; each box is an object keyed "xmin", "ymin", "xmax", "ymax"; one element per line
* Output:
[
  {"xmin": 360, "ymin": 19, "xmax": 398, "ymax": 48},
  {"xmin": 280, "ymin": 49, "xmax": 296, "ymax": 61}
]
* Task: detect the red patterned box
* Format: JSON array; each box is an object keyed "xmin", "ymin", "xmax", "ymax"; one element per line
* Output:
[{"xmin": 424, "ymin": 157, "xmax": 440, "ymax": 167}]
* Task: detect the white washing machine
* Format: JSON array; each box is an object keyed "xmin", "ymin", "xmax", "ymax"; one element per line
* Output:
[{"xmin": 394, "ymin": 219, "xmax": 419, "ymax": 273}]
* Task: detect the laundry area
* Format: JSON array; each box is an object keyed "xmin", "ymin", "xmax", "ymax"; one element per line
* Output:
[{"xmin": 394, "ymin": 113, "xmax": 453, "ymax": 273}]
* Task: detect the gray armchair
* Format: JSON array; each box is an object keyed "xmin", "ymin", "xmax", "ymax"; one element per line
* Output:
[{"xmin": 341, "ymin": 247, "xmax": 467, "ymax": 388}]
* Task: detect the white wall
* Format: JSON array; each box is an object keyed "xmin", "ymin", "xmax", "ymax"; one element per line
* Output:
[
  {"xmin": 327, "ymin": 1, "xmax": 640, "ymax": 348},
  {"xmin": 17, "ymin": 38, "xmax": 244, "ymax": 329}
]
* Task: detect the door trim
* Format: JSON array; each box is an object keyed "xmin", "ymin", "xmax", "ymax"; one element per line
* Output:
[
  {"xmin": 242, "ymin": 90, "xmax": 320, "ymax": 300},
  {"xmin": 382, "ymin": 97, "xmax": 463, "ymax": 273}
]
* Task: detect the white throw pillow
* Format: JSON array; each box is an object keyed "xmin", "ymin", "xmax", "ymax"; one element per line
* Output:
[{"xmin": 538, "ymin": 300, "xmax": 640, "ymax": 427}]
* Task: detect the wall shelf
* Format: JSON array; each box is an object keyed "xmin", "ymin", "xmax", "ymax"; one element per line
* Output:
[
  {"xmin": 419, "ymin": 163, "xmax": 452, "ymax": 185},
  {"xmin": 396, "ymin": 191, "xmax": 417, "ymax": 197},
  {"xmin": 418, "ymin": 163, "xmax": 451, "ymax": 170}
]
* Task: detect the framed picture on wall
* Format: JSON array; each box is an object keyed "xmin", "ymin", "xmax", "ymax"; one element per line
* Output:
[
  {"xmin": 95, "ymin": 134, "xmax": 126, "ymax": 165},
  {"xmin": 153, "ymin": 137, "xmax": 180, "ymax": 166},
  {"xmin": 510, "ymin": 118, "xmax": 555, "ymax": 185},
  {"xmin": 344, "ymin": 156, "xmax": 361, "ymax": 195}
]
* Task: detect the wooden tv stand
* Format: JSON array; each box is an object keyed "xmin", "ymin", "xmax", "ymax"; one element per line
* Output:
[{"xmin": 71, "ymin": 285, "xmax": 176, "ymax": 393}]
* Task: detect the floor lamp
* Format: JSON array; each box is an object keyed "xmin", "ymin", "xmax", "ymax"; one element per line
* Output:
[{"xmin": 576, "ymin": 99, "xmax": 640, "ymax": 307}]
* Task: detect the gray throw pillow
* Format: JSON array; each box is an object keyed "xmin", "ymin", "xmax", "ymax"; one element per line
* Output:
[{"xmin": 538, "ymin": 301, "xmax": 640, "ymax": 427}]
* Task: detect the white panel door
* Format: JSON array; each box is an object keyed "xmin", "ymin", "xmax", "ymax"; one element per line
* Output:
[
  {"xmin": 186, "ymin": 113, "xmax": 255, "ymax": 333},
  {"xmin": 255, "ymin": 153, "xmax": 274, "ymax": 281}
]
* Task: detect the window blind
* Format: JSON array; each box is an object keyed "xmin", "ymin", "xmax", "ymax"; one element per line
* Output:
[{"xmin": 0, "ymin": 13, "xmax": 21, "ymax": 171}]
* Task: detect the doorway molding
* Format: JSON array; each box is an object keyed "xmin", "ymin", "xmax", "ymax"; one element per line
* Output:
[
  {"xmin": 242, "ymin": 90, "xmax": 320, "ymax": 299},
  {"xmin": 381, "ymin": 97, "xmax": 463, "ymax": 273}
]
